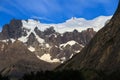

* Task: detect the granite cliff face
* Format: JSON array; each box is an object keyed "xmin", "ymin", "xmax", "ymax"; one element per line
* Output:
[
  {"xmin": 0, "ymin": 19, "xmax": 27, "ymax": 39},
  {"xmin": 58, "ymin": 2, "xmax": 120, "ymax": 72},
  {"xmin": 0, "ymin": 20, "xmax": 96, "ymax": 63},
  {"xmin": 0, "ymin": 15, "xmax": 110, "ymax": 78},
  {"xmin": 0, "ymin": 19, "xmax": 97, "ymax": 77},
  {"xmin": 0, "ymin": 41, "xmax": 58, "ymax": 77}
]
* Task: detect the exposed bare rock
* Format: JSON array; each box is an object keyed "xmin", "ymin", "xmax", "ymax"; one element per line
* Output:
[
  {"xmin": 0, "ymin": 41, "xmax": 59, "ymax": 77},
  {"xmin": 57, "ymin": 2, "xmax": 120, "ymax": 72}
]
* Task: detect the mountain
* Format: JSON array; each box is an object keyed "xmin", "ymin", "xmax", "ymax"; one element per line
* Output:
[
  {"xmin": 0, "ymin": 41, "xmax": 59, "ymax": 78},
  {"xmin": 0, "ymin": 16, "xmax": 111, "ymax": 78},
  {"xmin": 57, "ymin": 2, "xmax": 120, "ymax": 73},
  {"xmin": 0, "ymin": 16, "xmax": 111, "ymax": 63}
]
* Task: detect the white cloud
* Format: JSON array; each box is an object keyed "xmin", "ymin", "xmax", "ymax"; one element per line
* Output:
[
  {"xmin": 0, "ymin": 0, "xmax": 117, "ymax": 21},
  {"xmin": 0, "ymin": 0, "xmax": 28, "ymax": 16},
  {"xmin": 31, "ymin": 16, "xmax": 54, "ymax": 22},
  {"xmin": 0, "ymin": 6, "xmax": 15, "ymax": 16},
  {"xmin": 13, "ymin": 0, "xmax": 61, "ymax": 15}
]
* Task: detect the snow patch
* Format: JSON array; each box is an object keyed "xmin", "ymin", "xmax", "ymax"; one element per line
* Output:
[
  {"xmin": 18, "ymin": 36, "xmax": 28, "ymax": 43},
  {"xmin": 55, "ymin": 45, "xmax": 58, "ymax": 48},
  {"xmin": 70, "ymin": 54, "xmax": 74, "ymax": 59},
  {"xmin": 19, "ymin": 21, "xmax": 45, "ymax": 44},
  {"xmin": 1, "ymin": 44, "xmax": 4, "ymax": 51},
  {"xmin": 33, "ymin": 31, "xmax": 44, "ymax": 43},
  {"xmin": 18, "ymin": 27, "xmax": 32, "ymax": 43},
  {"xmin": 28, "ymin": 46, "xmax": 35, "ymax": 52},
  {"xmin": 60, "ymin": 57, "xmax": 66, "ymax": 63},
  {"xmin": 80, "ymin": 44, "xmax": 84, "ymax": 48},
  {"xmin": 75, "ymin": 50, "xmax": 81, "ymax": 53},
  {"xmin": 0, "ymin": 38, "xmax": 15, "ymax": 43},
  {"xmin": 45, "ymin": 44, "xmax": 50, "ymax": 48},
  {"xmin": 37, "ymin": 54, "xmax": 60, "ymax": 63},
  {"xmin": 10, "ymin": 39, "xmax": 16, "ymax": 43},
  {"xmin": 60, "ymin": 40, "xmax": 78, "ymax": 47}
]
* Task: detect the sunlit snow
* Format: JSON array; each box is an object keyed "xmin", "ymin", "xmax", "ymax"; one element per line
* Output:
[
  {"xmin": 37, "ymin": 54, "xmax": 60, "ymax": 63},
  {"xmin": 22, "ymin": 16, "xmax": 112, "ymax": 33},
  {"xmin": 28, "ymin": 46, "xmax": 35, "ymax": 52}
]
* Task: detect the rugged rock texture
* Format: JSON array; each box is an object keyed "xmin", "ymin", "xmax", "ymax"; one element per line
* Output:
[
  {"xmin": 0, "ymin": 19, "xmax": 27, "ymax": 39},
  {"xmin": 0, "ymin": 19, "xmax": 97, "ymax": 77},
  {"xmin": 0, "ymin": 41, "xmax": 59, "ymax": 77},
  {"xmin": 0, "ymin": 20, "xmax": 96, "ymax": 62},
  {"xmin": 0, "ymin": 7, "xmax": 111, "ymax": 79},
  {"xmin": 58, "ymin": 2, "xmax": 120, "ymax": 72},
  {"xmin": 26, "ymin": 32, "xmax": 39, "ymax": 46}
]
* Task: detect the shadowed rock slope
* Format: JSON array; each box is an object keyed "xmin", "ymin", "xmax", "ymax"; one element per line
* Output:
[
  {"xmin": 58, "ymin": 1, "xmax": 120, "ymax": 72},
  {"xmin": 0, "ymin": 41, "xmax": 58, "ymax": 77}
]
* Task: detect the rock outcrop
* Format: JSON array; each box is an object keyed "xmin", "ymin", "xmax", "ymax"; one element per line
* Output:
[{"xmin": 58, "ymin": 2, "xmax": 120, "ymax": 72}]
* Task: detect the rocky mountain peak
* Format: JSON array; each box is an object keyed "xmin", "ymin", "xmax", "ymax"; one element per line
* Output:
[
  {"xmin": 0, "ymin": 17, "xmax": 98, "ymax": 63},
  {"xmin": 43, "ymin": 26, "xmax": 56, "ymax": 35},
  {"xmin": 87, "ymin": 28, "xmax": 94, "ymax": 32},
  {"xmin": 0, "ymin": 19, "xmax": 27, "ymax": 39},
  {"xmin": 0, "ymin": 14, "xmax": 112, "ymax": 77},
  {"xmin": 58, "ymin": 2, "xmax": 120, "ymax": 72}
]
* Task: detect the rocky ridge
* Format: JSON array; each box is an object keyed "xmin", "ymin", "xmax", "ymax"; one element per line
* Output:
[{"xmin": 0, "ymin": 19, "xmax": 99, "ymax": 63}]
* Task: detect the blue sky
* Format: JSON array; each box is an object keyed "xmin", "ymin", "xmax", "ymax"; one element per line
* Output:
[{"xmin": 0, "ymin": 0, "xmax": 119, "ymax": 27}]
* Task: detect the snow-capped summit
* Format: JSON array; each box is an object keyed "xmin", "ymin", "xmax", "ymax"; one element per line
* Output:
[
  {"xmin": 21, "ymin": 15, "xmax": 112, "ymax": 33},
  {"xmin": 0, "ymin": 15, "xmax": 111, "ymax": 63}
]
